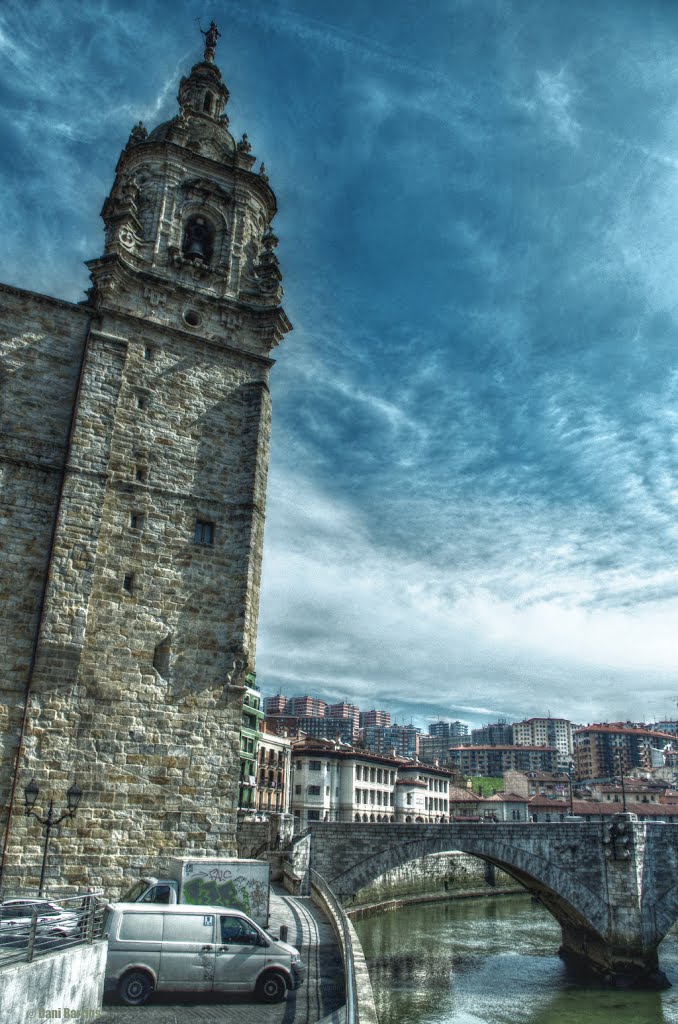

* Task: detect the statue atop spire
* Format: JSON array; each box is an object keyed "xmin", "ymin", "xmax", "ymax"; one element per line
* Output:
[{"xmin": 201, "ymin": 20, "xmax": 220, "ymax": 63}]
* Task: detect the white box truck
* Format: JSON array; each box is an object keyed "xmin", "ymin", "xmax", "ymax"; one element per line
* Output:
[{"xmin": 120, "ymin": 858, "xmax": 271, "ymax": 927}]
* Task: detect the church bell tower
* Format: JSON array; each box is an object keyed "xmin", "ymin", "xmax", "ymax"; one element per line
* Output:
[
  {"xmin": 87, "ymin": 22, "xmax": 288, "ymax": 355},
  {"xmin": 1, "ymin": 24, "xmax": 290, "ymax": 892}
]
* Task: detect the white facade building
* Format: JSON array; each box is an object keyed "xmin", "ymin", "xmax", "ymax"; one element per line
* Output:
[{"xmin": 290, "ymin": 739, "xmax": 456, "ymax": 827}]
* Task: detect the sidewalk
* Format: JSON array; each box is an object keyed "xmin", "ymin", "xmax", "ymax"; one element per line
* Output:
[{"xmin": 93, "ymin": 885, "xmax": 346, "ymax": 1024}]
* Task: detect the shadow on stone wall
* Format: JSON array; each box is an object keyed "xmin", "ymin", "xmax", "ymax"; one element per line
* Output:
[{"xmin": 347, "ymin": 851, "xmax": 523, "ymax": 916}]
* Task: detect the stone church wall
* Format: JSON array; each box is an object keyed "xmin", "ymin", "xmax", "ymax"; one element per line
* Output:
[
  {"xmin": 0, "ymin": 305, "xmax": 276, "ymax": 895},
  {"xmin": 0, "ymin": 285, "xmax": 90, "ymax": 824}
]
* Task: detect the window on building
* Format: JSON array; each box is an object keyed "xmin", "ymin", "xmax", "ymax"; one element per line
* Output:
[
  {"xmin": 294, "ymin": 785, "xmax": 301, "ymax": 795},
  {"xmin": 309, "ymin": 760, "xmax": 321, "ymax": 771},
  {"xmin": 194, "ymin": 520, "xmax": 215, "ymax": 545},
  {"xmin": 123, "ymin": 573, "xmax": 134, "ymax": 593},
  {"xmin": 308, "ymin": 785, "xmax": 321, "ymax": 796},
  {"xmin": 143, "ymin": 345, "xmax": 153, "ymax": 361},
  {"xmin": 307, "ymin": 810, "xmax": 321, "ymax": 821},
  {"xmin": 129, "ymin": 511, "xmax": 143, "ymax": 530}
]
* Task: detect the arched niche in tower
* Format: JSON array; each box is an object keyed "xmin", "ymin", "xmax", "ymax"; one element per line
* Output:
[
  {"xmin": 182, "ymin": 215, "xmax": 215, "ymax": 263},
  {"xmin": 178, "ymin": 196, "xmax": 231, "ymax": 272}
]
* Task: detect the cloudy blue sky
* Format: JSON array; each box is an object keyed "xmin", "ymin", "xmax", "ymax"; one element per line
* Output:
[{"xmin": 2, "ymin": 0, "xmax": 678, "ymax": 731}]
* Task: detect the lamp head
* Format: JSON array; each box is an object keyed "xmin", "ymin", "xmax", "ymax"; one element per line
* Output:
[
  {"xmin": 24, "ymin": 778, "xmax": 39, "ymax": 813},
  {"xmin": 67, "ymin": 782, "xmax": 82, "ymax": 815}
]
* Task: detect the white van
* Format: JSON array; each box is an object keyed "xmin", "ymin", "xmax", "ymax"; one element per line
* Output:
[{"xmin": 103, "ymin": 903, "xmax": 304, "ymax": 1005}]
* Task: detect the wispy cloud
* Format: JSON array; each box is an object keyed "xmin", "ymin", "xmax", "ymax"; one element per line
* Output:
[
  {"xmin": 258, "ymin": 469, "xmax": 678, "ymax": 725},
  {"xmin": 535, "ymin": 68, "xmax": 581, "ymax": 144}
]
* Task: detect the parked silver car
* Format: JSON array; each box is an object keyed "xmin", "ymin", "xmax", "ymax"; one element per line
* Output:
[{"xmin": 0, "ymin": 899, "xmax": 81, "ymax": 938}]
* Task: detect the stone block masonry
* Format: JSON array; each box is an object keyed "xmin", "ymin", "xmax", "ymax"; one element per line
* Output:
[
  {"xmin": 0, "ymin": 288, "xmax": 272, "ymax": 893},
  {"xmin": 349, "ymin": 851, "xmax": 519, "ymax": 908},
  {"xmin": 0, "ymin": 288, "xmax": 90, "ymax": 824}
]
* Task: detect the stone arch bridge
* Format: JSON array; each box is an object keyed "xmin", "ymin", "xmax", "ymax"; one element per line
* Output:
[{"xmin": 289, "ymin": 816, "xmax": 678, "ymax": 987}]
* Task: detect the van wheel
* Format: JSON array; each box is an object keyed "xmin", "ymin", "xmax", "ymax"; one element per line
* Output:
[
  {"xmin": 118, "ymin": 969, "xmax": 153, "ymax": 1006},
  {"xmin": 257, "ymin": 970, "xmax": 287, "ymax": 1003}
]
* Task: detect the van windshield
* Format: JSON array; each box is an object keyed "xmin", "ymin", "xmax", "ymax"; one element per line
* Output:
[{"xmin": 119, "ymin": 880, "xmax": 151, "ymax": 903}]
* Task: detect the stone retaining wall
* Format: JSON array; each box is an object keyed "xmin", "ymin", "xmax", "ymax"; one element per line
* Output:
[{"xmin": 348, "ymin": 851, "xmax": 520, "ymax": 909}]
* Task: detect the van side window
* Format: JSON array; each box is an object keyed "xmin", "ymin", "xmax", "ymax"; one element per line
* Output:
[
  {"xmin": 163, "ymin": 913, "xmax": 214, "ymax": 943},
  {"xmin": 220, "ymin": 916, "xmax": 260, "ymax": 945},
  {"xmin": 119, "ymin": 913, "xmax": 164, "ymax": 942}
]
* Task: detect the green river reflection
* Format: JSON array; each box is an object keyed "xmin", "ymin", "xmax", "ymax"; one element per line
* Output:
[{"xmin": 353, "ymin": 895, "xmax": 678, "ymax": 1024}]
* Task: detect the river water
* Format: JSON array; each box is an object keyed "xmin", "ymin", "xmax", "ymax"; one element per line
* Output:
[{"xmin": 353, "ymin": 895, "xmax": 678, "ymax": 1024}]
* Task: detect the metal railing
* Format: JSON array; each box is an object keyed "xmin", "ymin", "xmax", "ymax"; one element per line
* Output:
[
  {"xmin": 0, "ymin": 891, "xmax": 105, "ymax": 967},
  {"xmin": 310, "ymin": 869, "xmax": 358, "ymax": 1024}
]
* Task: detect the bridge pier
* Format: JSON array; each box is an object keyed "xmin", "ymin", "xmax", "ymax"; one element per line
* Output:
[{"xmin": 558, "ymin": 921, "xmax": 669, "ymax": 990}]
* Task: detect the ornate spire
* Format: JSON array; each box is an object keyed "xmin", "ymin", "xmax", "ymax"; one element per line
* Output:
[
  {"xmin": 201, "ymin": 21, "xmax": 220, "ymax": 64},
  {"xmin": 175, "ymin": 22, "xmax": 229, "ymax": 121}
]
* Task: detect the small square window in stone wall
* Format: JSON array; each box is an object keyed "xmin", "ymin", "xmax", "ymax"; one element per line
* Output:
[
  {"xmin": 195, "ymin": 519, "xmax": 215, "ymax": 544},
  {"xmin": 123, "ymin": 574, "xmax": 134, "ymax": 593},
  {"xmin": 129, "ymin": 512, "xmax": 144, "ymax": 529}
]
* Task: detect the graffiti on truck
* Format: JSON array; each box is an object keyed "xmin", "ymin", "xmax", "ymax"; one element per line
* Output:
[{"xmin": 182, "ymin": 864, "xmax": 268, "ymax": 920}]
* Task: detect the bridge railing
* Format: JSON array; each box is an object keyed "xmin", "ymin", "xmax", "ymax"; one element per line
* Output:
[{"xmin": 310, "ymin": 869, "xmax": 378, "ymax": 1024}]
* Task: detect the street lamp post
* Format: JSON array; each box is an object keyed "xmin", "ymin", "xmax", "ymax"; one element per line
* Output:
[{"xmin": 24, "ymin": 779, "xmax": 82, "ymax": 897}]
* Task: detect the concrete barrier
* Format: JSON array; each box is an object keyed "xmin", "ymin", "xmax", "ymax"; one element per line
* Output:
[
  {"xmin": 0, "ymin": 940, "xmax": 106, "ymax": 1023},
  {"xmin": 311, "ymin": 870, "xmax": 378, "ymax": 1024}
]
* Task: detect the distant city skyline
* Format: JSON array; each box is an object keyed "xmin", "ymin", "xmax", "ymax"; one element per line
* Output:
[
  {"xmin": 3, "ymin": 1, "xmax": 678, "ymax": 728},
  {"xmin": 261, "ymin": 684, "xmax": 677, "ymax": 735}
]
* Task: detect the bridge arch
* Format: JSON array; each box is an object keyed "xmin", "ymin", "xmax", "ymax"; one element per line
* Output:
[{"xmin": 315, "ymin": 826, "xmax": 609, "ymax": 943}]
